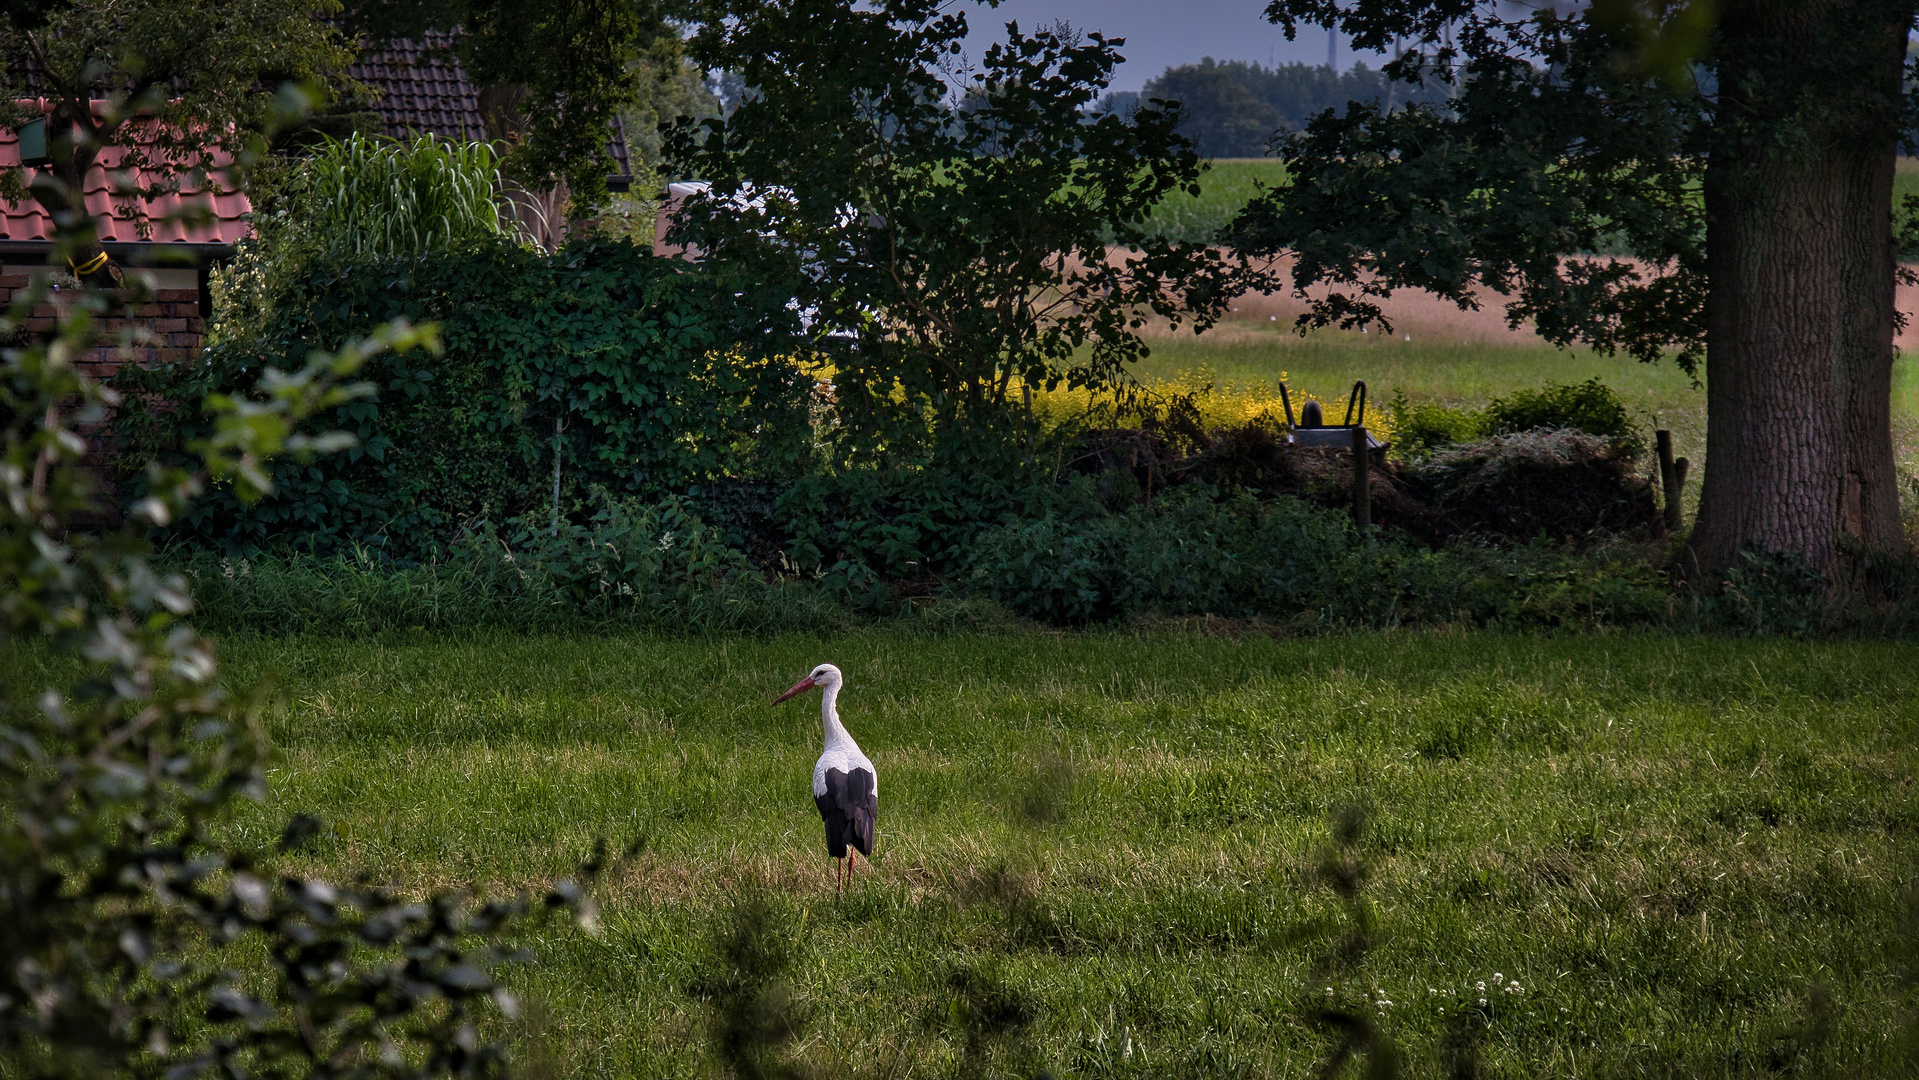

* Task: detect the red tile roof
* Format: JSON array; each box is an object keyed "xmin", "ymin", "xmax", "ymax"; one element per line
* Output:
[{"xmin": 0, "ymin": 101, "xmax": 252, "ymax": 246}]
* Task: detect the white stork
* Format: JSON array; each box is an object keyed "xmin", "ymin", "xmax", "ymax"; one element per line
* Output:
[{"xmin": 773, "ymin": 663, "xmax": 877, "ymax": 894}]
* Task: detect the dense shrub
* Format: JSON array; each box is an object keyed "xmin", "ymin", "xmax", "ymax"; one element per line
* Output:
[
  {"xmin": 172, "ymin": 490, "xmax": 1919, "ymax": 636},
  {"xmin": 1387, "ymin": 378, "xmax": 1643, "ymax": 463},
  {"xmin": 212, "ymin": 133, "xmax": 529, "ymax": 348},
  {"xmin": 777, "ymin": 442, "xmax": 1063, "ymax": 606},
  {"xmin": 1481, "ymin": 377, "xmax": 1644, "ymax": 451},
  {"xmin": 966, "ymin": 490, "xmax": 1352, "ymax": 623},
  {"xmin": 1385, "ymin": 391, "xmax": 1483, "ymax": 463},
  {"xmin": 117, "ymin": 239, "xmax": 811, "ymax": 559},
  {"xmin": 180, "ymin": 493, "xmax": 842, "ymax": 634}
]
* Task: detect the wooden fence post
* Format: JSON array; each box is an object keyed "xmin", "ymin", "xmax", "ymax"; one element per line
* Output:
[
  {"xmin": 1352, "ymin": 425, "xmax": 1371, "ymax": 531},
  {"xmin": 1656, "ymin": 429, "xmax": 1681, "ymax": 531}
]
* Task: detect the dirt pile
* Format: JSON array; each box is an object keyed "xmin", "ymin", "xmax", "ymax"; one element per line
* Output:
[{"xmin": 1066, "ymin": 421, "xmax": 1660, "ymax": 546}]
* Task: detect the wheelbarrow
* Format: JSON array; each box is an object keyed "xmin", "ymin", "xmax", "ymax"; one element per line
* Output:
[
  {"xmin": 1277, "ymin": 380, "xmax": 1388, "ymax": 451},
  {"xmin": 1276, "ymin": 379, "xmax": 1387, "ymax": 531}
]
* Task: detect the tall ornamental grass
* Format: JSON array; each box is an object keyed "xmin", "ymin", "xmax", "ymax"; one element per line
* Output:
[
  {"xmin": 304, "ymin": 132, "xmax": 521, "ymax": 258},
  {"xmin": 211, "ymin": 133, "xmax": 532, "ymax": 345}
]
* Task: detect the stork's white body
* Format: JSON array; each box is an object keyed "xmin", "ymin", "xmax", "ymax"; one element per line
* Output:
[
  {"xmin": 775, "ymin": 663, "xmax": 880, "ymax": 894},
  {"xmin": 812, "ymin": 677, "xmax": 877, "ymax": 799}
]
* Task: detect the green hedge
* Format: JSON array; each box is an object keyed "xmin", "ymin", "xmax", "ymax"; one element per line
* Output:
[{"xmin": 115, "ymin": 239, "xmax": 811, "ymax": 559}]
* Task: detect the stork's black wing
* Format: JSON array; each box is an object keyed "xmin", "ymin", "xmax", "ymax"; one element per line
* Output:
[{"xmin": 816, "ymin": 768, "xmax": 877, "ymax": 858}]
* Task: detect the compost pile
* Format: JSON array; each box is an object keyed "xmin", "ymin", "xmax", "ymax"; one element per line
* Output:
[
  {"xmin": 1404, "ymin": 427, "xmax": 1660, "ymax": 543},
  {"xmin": 1067, "ymin": 420, "xmax": 1660, "ymax": 546}
]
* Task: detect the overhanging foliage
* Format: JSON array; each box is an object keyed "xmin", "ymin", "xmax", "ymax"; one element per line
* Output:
[{"xmin": 669, "ymin": 0, "xmax": 1244, "ymax": 456}]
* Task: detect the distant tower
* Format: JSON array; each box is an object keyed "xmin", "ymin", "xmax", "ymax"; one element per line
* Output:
[{"xmin": 1328, "ymin": 26, "xmax": 1337, "ymax": 69}]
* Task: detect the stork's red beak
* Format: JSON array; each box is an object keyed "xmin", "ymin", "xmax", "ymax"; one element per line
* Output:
[{"xmin": 772, "ymin": 675, "xmax": 817, "ymax": 704}]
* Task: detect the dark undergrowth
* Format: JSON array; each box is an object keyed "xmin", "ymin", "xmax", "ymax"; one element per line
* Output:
[{"xmin": 168, "ymin": 490, "xmax": 1919, "ymax": 639}]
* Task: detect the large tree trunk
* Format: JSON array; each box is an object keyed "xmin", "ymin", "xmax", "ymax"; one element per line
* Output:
[
  {"xmin": 1690, "ymin": 0, "xmax": 1913, "ymax": 580},
  {"xmin": 1835, "ymin": 19, "xmax": 1912, "ymax": 563}
]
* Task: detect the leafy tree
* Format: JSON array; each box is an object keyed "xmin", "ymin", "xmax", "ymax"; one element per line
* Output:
[
  {"xmin": 0, "ymin": 0, "xmax": 351, "ymax": 285},
  {"xmin": 1143, "ymin": 59, "xmax": 1284, "ymax": 159},
  {"xmin": 668, "ymin": 0, "xmax": 1241, "ymax": 457},
  {"xmin": 1232, "ymin": 0, "xmax": 1912, "ymax": 580}
]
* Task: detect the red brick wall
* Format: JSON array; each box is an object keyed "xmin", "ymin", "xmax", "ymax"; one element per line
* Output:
[{"xmin": 1, "ymin": 274, "xmax": 204, "ymax": 381}]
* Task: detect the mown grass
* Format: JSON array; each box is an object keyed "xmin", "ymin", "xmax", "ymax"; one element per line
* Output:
[{"xmin": 28, "ymin": 630, "xmax": 1904, "ymax": 1077}]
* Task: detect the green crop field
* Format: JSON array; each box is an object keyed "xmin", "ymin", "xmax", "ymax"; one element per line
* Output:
[
  {"xmin": 1144, "ymin": 159, "xmax": 1287, "ymax": 243},
  {"xmin": 52, "ymin": 630, "xmax": 1903, "ymax": 1077}
]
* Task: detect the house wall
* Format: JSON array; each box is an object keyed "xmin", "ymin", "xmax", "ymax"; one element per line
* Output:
[{"xmin": 0, "ymin": 266, "xmax": 205, "ymax": 381}]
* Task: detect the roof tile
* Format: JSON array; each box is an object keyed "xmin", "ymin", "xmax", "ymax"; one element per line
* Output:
[
  {"xmin": 0, "ymin": 103, "xmax": 252, "ymax": 246},
  {"xmin": 351, "ymin": 31, "xmax": 632, "ymax": 177}
]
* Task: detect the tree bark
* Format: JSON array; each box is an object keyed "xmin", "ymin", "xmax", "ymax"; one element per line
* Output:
[
  {"xmin": 1689, "ymin": 0, "xmax": 1913, "ymax": 580},
  {"xmin": 1835, "ymin": 16, "xmax": 1912, "ymax": 563}
]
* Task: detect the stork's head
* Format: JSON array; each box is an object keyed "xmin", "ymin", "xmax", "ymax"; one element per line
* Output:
[{"xmin": 773, "ymin": 663, "xmax": 842, "ymax": 703}]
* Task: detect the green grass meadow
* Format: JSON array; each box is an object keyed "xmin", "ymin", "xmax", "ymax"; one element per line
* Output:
[
  {"xmin": 104, "ymin": 630, "xmax": 1912, "ymax": 1077},
  {"xmin": 1136, "ymin": 158, "xmax": 1919, "ymax": 505},
  {"xmin": 1144, "ymin": 159, "xmax": 1287, "ymax": 243}
]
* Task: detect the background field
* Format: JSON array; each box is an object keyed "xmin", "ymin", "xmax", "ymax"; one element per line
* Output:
[
  {"xmin": 117, "ymin": 630, "xmax": 1917, "ymax": 1078},
  {"xmin": 1133, "ymin": 157, "xmax": 1919, "ymax": 527},
  {"xmin": 1146, "ymin": 155, "xmax": 1919, "ymax": 476},
  {"xmin": 1149, "ymin": 158, "xmax": 1919, "ymax": 245}
]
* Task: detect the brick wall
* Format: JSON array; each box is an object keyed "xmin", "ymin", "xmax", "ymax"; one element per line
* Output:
[{"xmin": 0, "ymin": 274, "xmax": 205, "ymax": 381}]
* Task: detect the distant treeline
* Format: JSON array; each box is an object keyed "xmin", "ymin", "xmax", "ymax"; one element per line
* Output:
[{"xmin": 1099, "ymin": 58, "xmax": 1453, "ymax": 159}]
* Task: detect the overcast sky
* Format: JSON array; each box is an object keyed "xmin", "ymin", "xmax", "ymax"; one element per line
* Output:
[{"xmin": 952, "ymin": 0, "xmax": 1367, "ymax": 93}]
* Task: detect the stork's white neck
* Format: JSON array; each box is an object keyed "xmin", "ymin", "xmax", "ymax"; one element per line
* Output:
[{"xmin": 821, "ymin": 681, "xmax": 854, "ymax": 749}]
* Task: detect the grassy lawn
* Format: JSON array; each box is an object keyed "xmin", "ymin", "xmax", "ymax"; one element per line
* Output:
[{"xmin": 140, "ymin": 630, "xmax": 1919, "ymax": 1077}]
